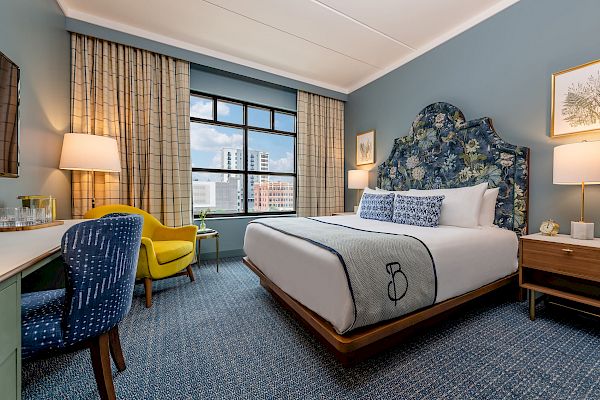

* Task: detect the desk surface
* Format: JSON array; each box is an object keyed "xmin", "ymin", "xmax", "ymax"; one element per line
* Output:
[{"xmin": 0, "ymin": 220, "xmax": 83, "ymax": 282}]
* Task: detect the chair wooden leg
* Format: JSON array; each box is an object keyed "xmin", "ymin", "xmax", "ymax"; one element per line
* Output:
[
  {"xmin": 90, "ymin": 332, "xmax": 116, "ymax": 400},
  {"xmin": 144, "ymin": 278, "xmax": 153, "ymax": 308},
  {"xmin": 186, "ymin": 265, "xmax": 196, "ymax": 282},
  {"xmin": 108, "ymin": 326, "xmax": 126, "ymax": 372}
]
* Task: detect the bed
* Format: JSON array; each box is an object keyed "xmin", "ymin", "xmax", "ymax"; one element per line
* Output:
[{"xmin": 243, "ymin": 102, "xmax": 530, "ymax": 365}]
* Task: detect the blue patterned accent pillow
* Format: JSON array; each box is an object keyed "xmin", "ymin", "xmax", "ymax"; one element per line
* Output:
[
  {"xmin": 392, "ymin": 195, "xmax": 445, "ymax": 227},
  {"xmin": 359, "ymin": 193, "xmax": 395, "ymax": 221}
]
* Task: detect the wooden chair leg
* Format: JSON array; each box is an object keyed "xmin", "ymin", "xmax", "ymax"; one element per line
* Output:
[
  {"xmin": 144, "ymin": 278, "xmax": 153, "ymax": 308},
  {"xmin": 108, "ymin": 326, "xmax": 126, "ymax": 372},
  {"xmin": 90, "ymin": 332, "xmax": 116, "ymax": 400},
  {"xmin": 186, "ymin": 265, "xmax": 196, "ymax": 282}
]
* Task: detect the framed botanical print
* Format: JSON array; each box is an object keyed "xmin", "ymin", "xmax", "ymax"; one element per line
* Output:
[
  {"xmin": 551, "ymin": 59, "xmax": 600, "ymax": 137},
  {"xmin": 356, "ymin": 130, "xmax": 375, "ymax": 165}
]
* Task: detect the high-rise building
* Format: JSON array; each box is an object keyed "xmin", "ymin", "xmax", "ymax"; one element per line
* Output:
[
  {"xmin": 192, "ymin": 180, "xmax": 216, "ymax": 214},
  {"xmin": 192, "ymin": 177, "xmax": 240, "ymax": 214},
  {"xmin": 215, "ymin": 177, "xmax": 240, "ymax": 212},
  {"xmin": 221, "ymin": 148, "xmax": 243, "ymax": 172},
  {"xmin": 253, "ymin": 181, "xmax": 294, "ymax": 212},
  {"xmin": 221, "ymin": 147, "xmax": 269, "ymax": 210}
]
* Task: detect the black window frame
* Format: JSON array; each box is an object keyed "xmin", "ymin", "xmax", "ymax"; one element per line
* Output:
[{"xmin": 190, "ymin": 90, "xmax": 297, "ymax": 218}]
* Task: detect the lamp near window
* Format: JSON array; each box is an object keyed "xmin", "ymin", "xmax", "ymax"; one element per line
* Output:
[
  {"xmin": 348, "ymin": 169, "xmax": 369, "ymax": 213},
  {"xmin": 553, "ymin": 141, "xmax": 600, "ymax": 239},
  {"xmin": 59, "ymin": 133, "xmax": 121, "ymax": 208}
]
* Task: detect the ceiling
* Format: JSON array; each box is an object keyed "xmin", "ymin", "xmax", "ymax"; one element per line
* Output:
[{"xmin": 57, "ymin": 0, "xmax": 519, "ymax": 94}]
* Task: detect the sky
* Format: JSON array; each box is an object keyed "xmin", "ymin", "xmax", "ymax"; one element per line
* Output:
[{"xmin": 190, "ymin": 96, "xmax": 295, "ymax": 174}]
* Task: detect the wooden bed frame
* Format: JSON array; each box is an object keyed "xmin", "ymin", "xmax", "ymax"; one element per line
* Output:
[
  {"xmin": 244, "ymin": 257, "xmax": 519, "ymax": 366},
  {"xmin": 242, "ymin": 103, "xmax": 530, "ymax": 365}
]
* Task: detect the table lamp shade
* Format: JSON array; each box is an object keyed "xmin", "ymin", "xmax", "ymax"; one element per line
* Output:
[
  {"xmin": 348, "ymin": 169, "xmax": 369, "ymax": 189},
  {"xmin": 553, "ymin": 141, "xmax": 600, "ymax": 185},
  {"xmin": 59, "ymin": 133, "xmax": 121, "ymax": 172}
]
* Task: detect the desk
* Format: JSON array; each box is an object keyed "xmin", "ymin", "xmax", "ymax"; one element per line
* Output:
[{"xmin": 0, "ymin": 220, "xmax": 82, "ymax": 400}]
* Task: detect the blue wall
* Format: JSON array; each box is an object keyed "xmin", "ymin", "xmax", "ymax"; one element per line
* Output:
[
  {"xmin": 345, "ymin": 0, "xmax": 600, "ymax": 236},
  {"xmin": 190, "ymin": 66, "xmax": 298, "ymax": 259},
  {"xmin": 0, "ymin": 0, "xmax": 70, "ymax": 218}
]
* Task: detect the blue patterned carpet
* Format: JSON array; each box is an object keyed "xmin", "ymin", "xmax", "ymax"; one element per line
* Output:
[{"xmin": 23, "ymin": 258, "xmax": 599, "ymax": 399}]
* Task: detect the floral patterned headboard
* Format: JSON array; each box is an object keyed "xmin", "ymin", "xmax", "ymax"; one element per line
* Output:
[{"xmin": 377, "ymin": 102, "xmax": 530, "ymax": 235}]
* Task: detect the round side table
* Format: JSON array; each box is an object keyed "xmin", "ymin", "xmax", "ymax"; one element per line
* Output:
[{"xmin": 196, "ymin": 230, "xmax": 220, "ymax": 271}]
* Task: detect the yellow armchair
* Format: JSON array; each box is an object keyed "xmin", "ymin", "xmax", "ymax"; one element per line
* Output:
[{"xmin": 84, "ymin": 205, "xmax": 198, "ymax": 307}]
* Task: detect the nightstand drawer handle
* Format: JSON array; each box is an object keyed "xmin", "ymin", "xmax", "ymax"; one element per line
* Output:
[{"xmin": 561, "ymin": 248, "xmax": 574, "ymax": 254}]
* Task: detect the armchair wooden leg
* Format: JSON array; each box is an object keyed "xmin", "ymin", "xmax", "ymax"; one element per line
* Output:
[
  {"xmin": 186, "ymin": 265, "xmax": 195, "ymax": 282},
  {"xmin": 144, "ymin": 278, "xmax": 153, "ymax": 308},
  {"xmin": 90, "ymin": 332, "xmax": 116, "ymax": 400},
  {"xmin": 108, "ymin": 326, "xmax": 126, "ymax": 372}
]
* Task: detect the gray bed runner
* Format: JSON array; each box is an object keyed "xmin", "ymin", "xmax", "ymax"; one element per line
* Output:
[{"xmin": 250, "ymin": 217, "xmax": 437, "ymax": 334}]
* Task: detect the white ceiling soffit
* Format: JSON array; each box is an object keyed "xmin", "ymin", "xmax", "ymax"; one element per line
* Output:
[{"xmin": 57, "ymin": 0, "xmax": 520, "ymax": 94}]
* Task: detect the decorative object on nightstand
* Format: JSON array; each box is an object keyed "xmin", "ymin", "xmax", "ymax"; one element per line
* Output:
[
  {"xmin": 540, "ymin": 219, "xmax": 560, "ymax": 236},
  {"xmin": 59, "ymin": 133, "xmax": 121, "ymax": 208},
  {"xmin": 553, "ymin": 141, "xmax": 600, "ymax": 240},
  {"xmin": 196, "ymin": 230, "xmax": 220, "ymax": 272},
  {"xmin": 519, "ymin": 233, "xmax": 600, "ymax": 321},
  {"xmin": 348, "ymin": 169, "xmax": 368, "ymax": 213}
]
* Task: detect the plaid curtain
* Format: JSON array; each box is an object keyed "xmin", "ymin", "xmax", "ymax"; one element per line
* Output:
[
  {"xmin": 70, "ymin": 33, "xmax": 192, "ymax": 226},
  {"xmin": 296, "ymin": 91, "xmax": 345, "ymax": 217}
]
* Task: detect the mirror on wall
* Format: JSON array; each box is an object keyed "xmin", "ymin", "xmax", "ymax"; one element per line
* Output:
[{"xmin": 0, "ymin": 50, "xmax": 19, "ymax": 178}]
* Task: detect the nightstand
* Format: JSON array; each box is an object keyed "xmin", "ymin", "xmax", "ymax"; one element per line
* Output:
[
  {"xmin": 519, "ymin": 233, "xmax": 600, "ymax": 321},
  {"xmin": 331, "ymin": 212, "xmax": 356, "ymax": 216}
]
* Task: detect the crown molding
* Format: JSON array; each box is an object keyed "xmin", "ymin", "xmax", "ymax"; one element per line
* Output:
[
  {"xmin": 60, "ymin": 4, "xmax": 351, "ymax": 94},
  {"xmin": 57, "ymin": 0, "xmax": 520, "ymax": 95},
  {"xmin": 54, "ymin": 0, "xmax": 68, "ymax": 16}
]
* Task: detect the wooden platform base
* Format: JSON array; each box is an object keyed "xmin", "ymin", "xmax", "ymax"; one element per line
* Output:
[{"xmin": 243, "ymin": 257, "xmax": 518, "ymax": 366}]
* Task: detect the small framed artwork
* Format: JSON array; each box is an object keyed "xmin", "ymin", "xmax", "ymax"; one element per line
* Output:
[
  {"xmin": 356, "ymin": 130, "xmax": 375, "ymax": 165},
  {"xmin": 551, "ymin": 59, "xmax": 600, "ymax": 137}
]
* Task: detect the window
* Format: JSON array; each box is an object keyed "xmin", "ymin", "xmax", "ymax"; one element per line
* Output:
[{"xmin": 190, "ymin": 91, "xmax": 296, "ymax": 217}]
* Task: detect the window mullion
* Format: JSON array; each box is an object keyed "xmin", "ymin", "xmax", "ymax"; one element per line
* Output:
[
  {"xmin": 191, "ymin": 92, "xmax": 297, "ymax": 217},
  {"xmin": 244, "ymin": 105, "xmax": 249, "ymax": 214}
]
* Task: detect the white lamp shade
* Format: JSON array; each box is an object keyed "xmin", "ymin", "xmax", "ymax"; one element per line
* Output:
[
  {"xmin": 59, "ymin": 133, "xmax": 121, "ymax": 172},
  {"xmin": 348, "ymin": 169, "xmax": 369, "ymax": 189},
  {"xmin": 553, "ymin": 141, "xmax": 600, "ymax": 185}
]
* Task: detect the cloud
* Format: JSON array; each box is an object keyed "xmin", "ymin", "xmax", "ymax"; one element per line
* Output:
[
  {"xmin": 211, "ymin": 153, "xmax": 222, "ymax": 169},
  {"xmin": 217, "ymin": 102, "xmax": 230, "ymax": 116},
  {"xmin": 190, "ymin": 100, "xmax": 230, "ymax": 119},
  {"xmin": 190, "ymin": 124, "xmax": 242, "ymax": 152},
  {"xmin": 191, "ymin": 102, "xmax": 211, "ymax": 119},
  {"xmin": 270, "ymin": 152, "xmax": 294, "ymax": 172}
]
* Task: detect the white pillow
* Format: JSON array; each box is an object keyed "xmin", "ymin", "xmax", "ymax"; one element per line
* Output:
[
  {"xmin": 408, "ymin": 182, "xmax": 488, "ymax": 228},
  {"xmin": 479, "ymin": 187, "xmax": 499, "ymax": 226},
  {"xmin": 375, "ymin": 187, "xmax": 409, "ymax": 196}
]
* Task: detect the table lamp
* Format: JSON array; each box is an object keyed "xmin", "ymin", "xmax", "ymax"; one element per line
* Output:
[
  {"xmin": 59, "ymin": 133, "xmax": 121, "ymax": 208},
  {"xmin": 553, "ymin": 141, "xmax": 600, "ymax": 239},
  {"xmin": 348, "ymin": 169, "xmax": 369, "ymax": 213}
]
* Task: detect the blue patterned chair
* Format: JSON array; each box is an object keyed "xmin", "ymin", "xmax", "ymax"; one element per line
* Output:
[{"xmin": 21, "ymin": 214, "xmax": 143, "ymax": 400}]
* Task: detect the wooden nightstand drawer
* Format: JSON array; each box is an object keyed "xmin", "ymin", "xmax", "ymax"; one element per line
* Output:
[{"xmin": 521, "ymin": 239, "xmax": 600, "ymax": 282}]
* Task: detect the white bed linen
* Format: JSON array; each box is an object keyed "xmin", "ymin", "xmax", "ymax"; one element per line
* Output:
[{"xmin": 243, "ymin": 215, "xmax": 518, "ymax": 333}]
